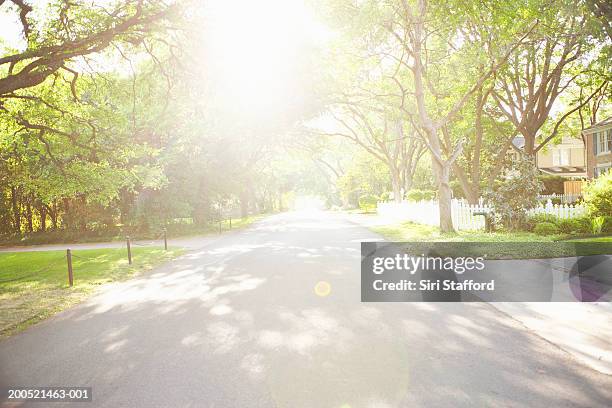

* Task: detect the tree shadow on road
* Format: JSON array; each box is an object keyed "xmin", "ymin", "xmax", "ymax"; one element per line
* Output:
[{"xmin": 2, "ymin": 214, "xmax": 611, "ymax": 407}]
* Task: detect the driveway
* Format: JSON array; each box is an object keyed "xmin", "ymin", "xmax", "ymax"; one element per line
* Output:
[{"xmin": 1, "ymin": 210, "xmax": 611, "ymax": 407}]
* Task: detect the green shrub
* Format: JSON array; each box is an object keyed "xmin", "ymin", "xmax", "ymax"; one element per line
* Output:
[
  {"xmin": 407, "ymin": 189, "xmax": 437, "ymax": 201},
  {"xmin": 603, "ymin": 216, "xmax": 612, "ymax": 234},
  {"xmin": 529, "ymin": 213, "xmax": 559, "ymax": 224},
  {"xmin": 421, "ymin": 190, "xmax": 436, "ymax": 200},
  {"xmin": 379, "ymin": 191, "xmax": 391, "ymax": 202},
  {"xmin": 406, "ymin": 189, "xmax": 423, "ymax": 201},
  {"xmin": 485, "ymin": 156, "xmax": 543, "ymax": 230},
  {"xmin": 534, "ymin": 222, "xmax": 560, "ymax": 235},
  {"xmin": 407, "ymin": 189, "xmax": 422, "ymax": 201},
  {"xmin": 583, "ymin": 172, "xmax": 612, "ymax": 217},
  {"xmin": 450, "ymin": 180, "xmax": 464, "ymax": 199},
  {"xmin": 358, "ymin": 194, "xmax": 379, "ymax": 212},
  {"xmin": 592, "ymin": 216, "xmax": 605, "ymax": 234},
  {"xmin": 575, "ymin": 217, "xmax": 592, "ymax": 233},
  {"xmin": 524, "ymin": 213, "xmax": 559, "ymax": 231},
  {"xmin": 557, "ymin": 217, "xmax": 592, "ymax": 234}
]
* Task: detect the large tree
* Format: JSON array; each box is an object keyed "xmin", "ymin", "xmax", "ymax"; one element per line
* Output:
[
  {"xmin": 376, "ymin": 0, "xmax": 535, "ymax": 231},
  {"xmin": 447, "ymin": 83, "xmax": 517, "ymax": 204},
  {"xmin": 491, "ymin": 0, "xmax": 608, "ymax": 155},
  {"xmin": 316, "ymin": 98, "xmax": 425, "ymax": 203},
  {"xmin": 0, "ymin": 0, "xmax": 179, "ymax": 97}
]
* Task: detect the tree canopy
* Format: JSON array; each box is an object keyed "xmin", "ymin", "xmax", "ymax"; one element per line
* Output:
[{"xmin": 0, "ymin": 0, "xmax": 609, "ymax": 236}]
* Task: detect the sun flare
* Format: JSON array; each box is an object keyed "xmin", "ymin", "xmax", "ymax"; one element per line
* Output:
[{"xmin": 202, "ymin": 0, "xmax": 330, "ymax": 115}]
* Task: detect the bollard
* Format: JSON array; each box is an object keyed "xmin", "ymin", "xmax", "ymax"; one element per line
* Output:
[
  {"xmin": 229, "ymin": 217, "xmax": 232, "ymax": 229},
  {"xmin": 127, "ymin": 236, "xmax": 132, "ymax": 265},
  {"xmin": 163, "ymin": 228, "xmax": 168, "ymax": 251},
  {"xmin": 66, "ymin": 249, "xmax": 74, "ymax": 287}
]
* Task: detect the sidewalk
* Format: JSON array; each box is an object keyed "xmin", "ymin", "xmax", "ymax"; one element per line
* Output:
[
  {"xmin": 345, "ymin": 211, "xmax": 612, "ymax": 375},
  {"xmin": 0, "ymin": 231, "xmax": 236, "ymax": 253},
  {"xmin": 493, "ymin": 302, "xmax": 612, "ymax": 374}
]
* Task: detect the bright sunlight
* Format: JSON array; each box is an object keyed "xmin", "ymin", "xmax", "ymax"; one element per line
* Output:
[
  {"xmin": 202, "ymin": 0, "xmax": 331, "ymax": 116},
  {"xmin": 1, "ymin": 0, "xmax": 611, "ymax": 406}
]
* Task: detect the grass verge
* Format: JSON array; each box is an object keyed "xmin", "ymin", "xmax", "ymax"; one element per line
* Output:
[
  {"xmin": 0, "ymin": 247, "xmax": 183, "ymax": 338},
  {"xmin": 371, "ymin": 221, "xmax": 612, "ymax": 258},
  {"xmin": 372, "ymin": 222, "xmax": 558, "ymax": 242}
]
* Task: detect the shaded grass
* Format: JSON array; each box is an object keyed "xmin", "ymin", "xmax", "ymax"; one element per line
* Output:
[{"xmin": 0, "ymin": 247, "xmax": 182, "ymax": 338}]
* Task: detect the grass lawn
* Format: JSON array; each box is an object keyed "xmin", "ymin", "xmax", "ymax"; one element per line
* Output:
[
  {"xmin": 371, "ymin": 221, "xmax": 612, "ymax": 258},
  {"xmin": 566, "ymin": 236, "xmax": 612, "ymax": 242},
  {"xmin": 0, "ymin": 247, "xmax": 182, "ymax": 338},
  {"xmin": 372, "ymin": 222, "xmax": 559, "ymax": 242},
  {"xmin": 203, "ymin": 214, "xmax": 268, "ymax": 235}
]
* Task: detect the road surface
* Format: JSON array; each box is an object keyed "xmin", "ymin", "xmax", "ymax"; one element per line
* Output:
[{"xmin": 1, "ymin": 211, "xmax": 611, "ymax": 407}]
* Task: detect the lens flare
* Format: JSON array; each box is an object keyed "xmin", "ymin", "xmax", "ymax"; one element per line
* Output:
[{"xmin": 314, "ymin": 280, "xmax": 331, "ymax": 297}]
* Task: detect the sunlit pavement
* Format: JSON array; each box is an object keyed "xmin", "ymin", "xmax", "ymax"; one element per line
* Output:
[
  {"xmin": 344, "ymin": 211, "xmax": 612, "ymax": 376},
  {"xmin": 1, "ymin": 211, "xmax": 611, "ymax": 407}
]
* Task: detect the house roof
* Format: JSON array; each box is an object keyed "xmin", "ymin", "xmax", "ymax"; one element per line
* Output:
[
  {"xmin": 511, "ymin": 135, "xmax": 525, "ymax": 149},
  {"xmin": 583, "ymin": 117, "xmax": 612, "ymax": 133}
]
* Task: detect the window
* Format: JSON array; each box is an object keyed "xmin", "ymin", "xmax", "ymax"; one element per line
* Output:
[
  {"xmin": 553, "ymin": 148, "xmax": 569, "ymax": 166},
  {"xmin": 597, "ymin": 129, "xmax": 612, "ymax": 155}
]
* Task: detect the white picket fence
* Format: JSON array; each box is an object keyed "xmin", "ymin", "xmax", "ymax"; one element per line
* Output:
[
  {"xmin": 377, "ymin": 199, "xmax": 587, "ymax": 231},
  {"xmin": 527, "ymin": 201, "xmax": 587, "ymax": 219},
  {"xmin": 537, "ymin": 193, "xmax": 581, "ymax": 204}
]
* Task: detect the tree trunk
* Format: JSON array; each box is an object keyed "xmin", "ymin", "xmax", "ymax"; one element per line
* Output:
[
  {"xmin": 40, "ymin": 205, "xmax": 47, "ymax": 232},
  {"xmin": 79, "ymin": 195, "xmax": 88, "ymax": 232},
  {"xmin": 51, "ymin": 201, "xmax": 58, "ymax": 230},
  {"xmin": 453, "ymin": 164, "xmax": 480, "ymax": 204},
  {"xmin": 403, "ymin": 176, "xmax": 413, "ymax": 196},
  {"xmin": 62, "ymin": 198, "xmax": 72, "ymax": 230},
  {"xmin": 239, "ymin": 191, "xmax": 249, "ymax": 218},
  {"xmin": 523, "ymin": 132, "xmax": 536, "ymax": 157},
  {"xmin": 119, "ymin": 188, "xmax": 132, "ymax": 225},
  {"xmin": 434, "ymin": 161, "xmax": 454, "ymax": 233},
  {"xmin": 391, "ymin": 169, "xmax": 403, "ymax": 203},
  {"xmin": 26, "ymin": 200, "xmax": 33, "ymax": 232},
  {"xmin": 426, "ymin": 127, "xmax": 455, "ymax": 233},
  {"xmin": 461, "ymin": 183, "xmax": 480, "ymax": 205},
  {"xmin": 472, "ymin": 86, "xmax": 484, "ymax": 188},
  {"xmin": 411, "ymin": 4, "xmax": 454, "ymax": 233},
  {"xmin": 10, "ymin": 186, "xmax": 21, "ymax": 233}
]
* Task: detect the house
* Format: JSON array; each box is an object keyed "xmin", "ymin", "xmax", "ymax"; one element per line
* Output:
[
  {"xmin": 510, "ymin": 134, "xmax": 587, "ymax": 196},
  {"xmin": 582, "ymin": 117, "xmax": 612, "ymax": 178},
  {"xmin": 536, "ymin": 136, "xmax": 587, "ymax": 178},
  {"xmin": 510, "ymin": 135, "xmax": 587, "ymax": 178}
]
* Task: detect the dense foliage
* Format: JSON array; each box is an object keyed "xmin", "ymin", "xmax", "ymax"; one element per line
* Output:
[
  {"xmin": 485, "ymin": 157, "xmax": 543, "ymax": 230},
  {"xmin": 0, "ymin": 0, "xmax": 610, "ymax": 239},
  {"xmin": 583, "ymin": 172, "xmax": 612, "ymax": 218}
]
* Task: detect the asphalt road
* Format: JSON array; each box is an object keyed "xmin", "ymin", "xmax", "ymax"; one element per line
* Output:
[{"xmin": 1, "ymin": 211, "xmax": 611, "ymax": 407}]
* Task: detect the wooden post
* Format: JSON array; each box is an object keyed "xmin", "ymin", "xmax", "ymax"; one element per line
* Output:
[
  {"xmin": 66, "ymin": 249, "xmax": 73, "ymax": 287},
  {"xmin": 126, "ymin": 236, "xmax": 132, "ymax": 265},
  {"xmin": 163, "ymin": 228, "xmax": 168, "ymax": 251}
]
